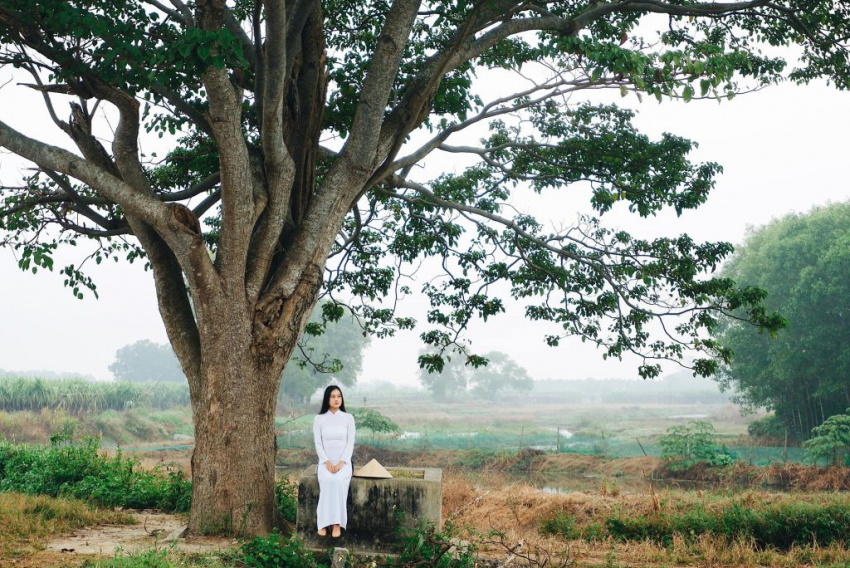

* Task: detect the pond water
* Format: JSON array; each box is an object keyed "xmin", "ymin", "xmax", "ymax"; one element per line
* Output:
[{"xmin": 514, "ymin": 472, "xmax": 711, "ymax": 494}]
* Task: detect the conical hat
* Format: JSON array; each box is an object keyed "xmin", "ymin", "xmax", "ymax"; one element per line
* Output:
[{"xmin": 354, "ymin": 458, "xmax": 393, "ymax": 479}]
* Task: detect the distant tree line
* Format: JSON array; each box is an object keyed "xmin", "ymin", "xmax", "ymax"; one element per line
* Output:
[{"xmin": 110, "ymin": 302, "xmax": 369, "ymax": 405}]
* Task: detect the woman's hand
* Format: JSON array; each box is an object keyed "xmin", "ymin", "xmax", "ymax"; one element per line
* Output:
[{"xmin": 325, "ymin": 460, "xmax": 346, "ymax": 474}]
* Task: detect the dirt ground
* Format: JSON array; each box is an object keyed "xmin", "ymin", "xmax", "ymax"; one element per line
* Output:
[{"xmin": 21, "ymin": 511, "xmax": 238, "ymax": 567}]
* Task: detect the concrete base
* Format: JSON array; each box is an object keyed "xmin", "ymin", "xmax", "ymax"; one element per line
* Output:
[{"xmin": 297, "ymin": 466, "xmax": 442, "ymax": 554}]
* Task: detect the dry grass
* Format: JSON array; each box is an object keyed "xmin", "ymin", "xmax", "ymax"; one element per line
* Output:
[
  {"xmin": 440, "ymin": 471, "xmax": 850, "ymax": 567},
  {"xmin": 0, "ymin": 492, "xmax": 134, "ymax": 563}
]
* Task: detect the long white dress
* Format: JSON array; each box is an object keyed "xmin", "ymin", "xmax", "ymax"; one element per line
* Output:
[{"xmin": 313, "ymin": 409, "xmax": 356, "ymax": 530}]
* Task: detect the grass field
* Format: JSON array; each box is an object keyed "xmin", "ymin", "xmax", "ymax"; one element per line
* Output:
[{"xmin": 3, "ymin": 375, "xmax": 842, "ymax": 567}]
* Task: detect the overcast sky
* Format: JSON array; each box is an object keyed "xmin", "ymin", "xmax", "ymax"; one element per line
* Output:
[{"xmin": 2, "ymin": 66, "xmax": 849, "ymax": 386}]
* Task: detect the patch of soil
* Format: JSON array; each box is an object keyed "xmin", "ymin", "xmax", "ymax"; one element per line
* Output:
[{"xmin": 29, "ymin": 511, "xmax": 237, "ymax": 566}]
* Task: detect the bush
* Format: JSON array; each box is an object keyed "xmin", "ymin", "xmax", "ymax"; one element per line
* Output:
[
  {"xmin": 0, "ymin": 433, "xmax": 191, "ymax": 512},
  {"xmin": 398, "ymin": 521, "xmax": 476, "ymax": 568},
  {"xmin": 804, "ymin": 409, "xmax": 850, "ymax": 466},
  {"xmin": 747, "ymin": 414, "xmax": 788, "ymax": 441},
  {"xmin": 241, "ymin": 530, "xmax": 317, "ymax": 568},
  {"xmin": 274, "ymin": 477, "xmax": 298, "ymax": 523},
  {"xmin": 540, "ymin": 512, "xmax": 581, "ymax": 539},
  {"xmin": 658, "ymin": 421, "xmax": 735, "ymax": 471}
]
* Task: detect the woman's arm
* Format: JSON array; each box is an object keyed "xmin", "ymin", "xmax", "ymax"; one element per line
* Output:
[
  {"xmin": 313, "ymin": 414, "xmax": 330, "ymax": 464},
  {"xmin": 340, "ymin": 412, "xmax": 356, "ymax": 465}
]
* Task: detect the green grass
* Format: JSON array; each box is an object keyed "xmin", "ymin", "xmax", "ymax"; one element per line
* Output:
[
  {"xmin": 80, "ymin": 546, "xmax": 241, "ymax": 567},
  {"xmin": 606, "ymin": 501, "xmax": 850, "ymax": 549}
]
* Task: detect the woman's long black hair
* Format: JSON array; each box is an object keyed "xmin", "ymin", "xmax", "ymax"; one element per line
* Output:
[{"xmin": 318, "ymin": 385, "xmax": 346, "ymax": 414}]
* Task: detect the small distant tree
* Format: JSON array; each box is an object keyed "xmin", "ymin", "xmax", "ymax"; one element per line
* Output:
[
  {"xmin": 109, "ymin": 340, "xmax": 184, "ymax": 383},
  {"xmin": 469, "ymin": 351, "xmax": 533, "ymax": 400},
  {"xmin": 351, "ymin": 407, "xmax": 402, "ymax": 438},
  {"xmin": 658, "ymin": 421, "xmax": 734, "ymax": 471},
  {"xmin": 418, "ymin": 352, "xmax": 469, "ymax": 401},
  {"xmin": 804, "ymin": 409, "xmax": 850, "ymax": 466},
  {"xmin": 280, "ymin": 304, "xmax": 370, "ymax": 404},
  {"xmin": 420, "ymin": 350, "xmax": 532, "ymax": 401}
]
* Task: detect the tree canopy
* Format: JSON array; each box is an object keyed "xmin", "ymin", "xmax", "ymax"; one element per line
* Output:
[
  {"xmin": 1, "ymin": 0, "xmax": 847, "ymax": 536},
  {"xmin": 714, "ymin": 202, "xmax": 850, "ymax": 439},
  {"xmin": 419, "ymin": 349, "xmax": 532, "ymax": 400},
  {"xmin": 110, "ymin": 339, "xmax": 185, "ymax": 382}
]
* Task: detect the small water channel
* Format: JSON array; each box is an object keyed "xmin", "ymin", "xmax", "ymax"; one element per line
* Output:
[{"xmin": 514, "ymin": 472, "xmax": 713, "ymax": 494}]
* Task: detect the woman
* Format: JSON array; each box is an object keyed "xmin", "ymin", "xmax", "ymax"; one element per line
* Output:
[{"xmin": 313, "ymin": 384, "xmax": 355, "ymax": 538}]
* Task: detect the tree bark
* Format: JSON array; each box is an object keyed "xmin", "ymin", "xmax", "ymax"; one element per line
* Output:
[{"xmin": 186, "ymin": 273, "xmax": 322, "ymax": 536}]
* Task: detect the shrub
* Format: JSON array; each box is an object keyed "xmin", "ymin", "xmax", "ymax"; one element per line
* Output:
[
  {"xmin": 241, "ymin": 530, "xmax": 317, "ymax": 568},
  {"xmin": 398, "ymin": 521, "xmax": 476, "ymax": 568},
  {"xmin": 540, "ymin": 512, "xmax": 581, "ymax": 539},
  {"xmin": 804, "ymin": 409, "xmax": 850, "ymax": 466},
  {"xmin": 658, "ymin": 421, "xmax": 735, "ymax": 471},
  {"xmin": 274, "ymin": 477, "xmax": 298, "ymax": 524},
  {"xmin": 747, "ymin": 414, "xmax": 788, "ymax": 441}
]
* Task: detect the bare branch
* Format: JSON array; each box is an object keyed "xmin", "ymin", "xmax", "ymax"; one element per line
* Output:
[{"xmin": 160, "ymin": 172, "xmax": 221, "ymax": 201}]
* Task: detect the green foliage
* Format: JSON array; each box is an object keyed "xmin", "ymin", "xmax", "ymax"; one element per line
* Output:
[
  {"xmin": 747, "ymin": 414, "xmax": 788, "ymax": 441},
  {"xmin": 804, "ymin": 409, "xmax": 850, "ymax": 466},
  {"xmin": 658, "ymin": 421, "xmax": 735, "ymax": 471},
  {"xmin": 397, "ymin": 521, "xmax": 476, "ymax": 568},
  {"xmin": 350, "ymin": 407, "xmax": 402, "ymax": 437},
  {"xmin": 714, "ymin": 203, "xmax": 850, "ymax": 439},
  {"xmin": 83, "ymin": 545, "xmax": 239, "ymax": 567},
  {"xmin": 241, "ymin": 530, "xmax": 317, "ymax": 568},
  {"xmin": 110, "ymin": 341, "xmax": 185, "ymax": 383},
  {"xmin": 540, "ymin": 512, "xmax": 581, "ymax": 540},
  {"xmin": 606, "ymin": 502, "xmax": 850, "ymax": 550},
  {"xmin": 0, "ymin": 434, "xmax": 191, "ymax": 512},
  {"xmin": 274, "ymin": 477, "xmax": 298, "ymax": 524}
]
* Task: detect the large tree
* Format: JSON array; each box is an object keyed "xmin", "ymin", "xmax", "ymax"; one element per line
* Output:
[
  {"xmin": 714, "ymin": 202, "xmax": 850, "ymax": 439},
  {"xmin": 0, "ymin": 0, "xmax": 846, "ymax": 535}
]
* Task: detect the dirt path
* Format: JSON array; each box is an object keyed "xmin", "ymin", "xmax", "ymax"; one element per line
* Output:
[{"xmin": 27, "ymin": 511, "xmax": 238, "ymax": 566}]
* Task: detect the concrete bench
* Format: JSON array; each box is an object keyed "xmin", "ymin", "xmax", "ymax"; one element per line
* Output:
[{"xmin": 296, "ymin": 466, "xmax": 442, "ymax": 554}]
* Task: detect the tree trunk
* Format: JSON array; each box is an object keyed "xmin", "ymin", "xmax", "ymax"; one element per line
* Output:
[
  {"xmin": 184, "ymin": 276, "xmax": 321, "ymax": 536},
  {"xmin": 189, "ymin": 357, "xmax": 280, "ymax": 536}
]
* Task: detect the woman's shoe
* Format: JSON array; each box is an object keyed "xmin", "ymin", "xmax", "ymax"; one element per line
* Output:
[
  {"xmin": 318, "ymin": 528, "xmax": 327, "ymax": 537},
  {"xmin": 331, "ymin": 526, "xmax": 342, "ymax": 538}
]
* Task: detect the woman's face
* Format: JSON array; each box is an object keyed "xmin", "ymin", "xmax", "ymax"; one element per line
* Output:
[{"xmin": 328, "ymin": 389, "xmax": 342, "ymax": 411}]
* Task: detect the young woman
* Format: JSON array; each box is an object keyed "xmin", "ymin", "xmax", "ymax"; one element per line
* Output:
[{"xmin": 313, "ymin": 385, "xmax": 356, "ymax": 538}]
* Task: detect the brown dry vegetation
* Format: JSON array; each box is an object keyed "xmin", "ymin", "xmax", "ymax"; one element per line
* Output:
[
  {"xmin": 0, "ymin": 492, "xmax": 134, "ymax": 565},
  {"xmin": 439, "ymin": 471, "xmax": 850, "ymax": 567}
]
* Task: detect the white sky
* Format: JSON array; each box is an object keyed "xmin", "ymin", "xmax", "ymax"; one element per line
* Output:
[{"xmin": 1, "ymin": 64, "xmax": 849, "ymax": 385}]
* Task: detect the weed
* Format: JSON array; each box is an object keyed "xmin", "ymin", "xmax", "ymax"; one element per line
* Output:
[
  {"xmin": 0, "ymin": 434, "xmax": 191, "ymax": 512},
  {"xmin": 0, "ymin": 492, "xmax": 132, "ymax": 561},
  {"xmin": 241, "ymin": 530, "xmax": 317, "ymax": 568},
  {"xmin": 605, "ymin": 501, "xmax": 850, "ymax": 550}
]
